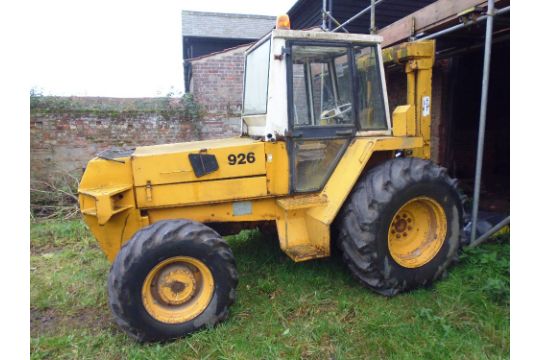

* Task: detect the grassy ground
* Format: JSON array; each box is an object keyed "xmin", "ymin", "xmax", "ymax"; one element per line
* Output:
[{"xmin": 30, "ymin": 220, "xmax": 509, "ymax": 359}]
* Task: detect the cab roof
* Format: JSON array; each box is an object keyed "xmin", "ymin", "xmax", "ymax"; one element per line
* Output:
[
  {"xmin": 272, "ymin": 29, "xmax": 383, "ymax": 44},
  {"xmin": 247, "ymin": 29, "xmax": 383, "ymax": 53}
]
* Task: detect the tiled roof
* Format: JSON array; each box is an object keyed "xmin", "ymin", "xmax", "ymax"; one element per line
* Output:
[{"xmin": 182, "ymin": 10, "xmax": 275, "ymax": 39}]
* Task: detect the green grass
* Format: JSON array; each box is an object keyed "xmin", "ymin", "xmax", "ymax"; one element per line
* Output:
[{"xmin": 30, "ymin": 220, "xmax": 509, "ymax": 359}]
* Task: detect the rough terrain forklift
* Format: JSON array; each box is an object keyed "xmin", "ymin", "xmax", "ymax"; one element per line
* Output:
[{"xmin": 78, "ymin": 16, "xmax": 464, "ymax": 342}]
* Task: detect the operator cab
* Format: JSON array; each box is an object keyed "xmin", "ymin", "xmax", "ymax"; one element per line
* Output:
[
  {"xmin": 242, "ymin": 25, "xmax": 391, "ymax": 192},
  {"xmin": 241, "ymin": 27, "xmax": 391, "ymax": 140}
]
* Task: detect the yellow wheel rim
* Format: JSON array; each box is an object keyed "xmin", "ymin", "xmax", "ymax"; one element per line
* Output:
[
  {"xmin": 142, "ymin": 256, "xmax": 214, "ymax": 324},
  {"xmin": 387, "ymin": 196, "xmax": 447, "ymax": 268}
]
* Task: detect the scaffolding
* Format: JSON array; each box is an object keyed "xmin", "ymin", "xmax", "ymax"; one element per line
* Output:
[{"xmin": 321, "ymin": 0, "xmax": 510, "ymax": 246}]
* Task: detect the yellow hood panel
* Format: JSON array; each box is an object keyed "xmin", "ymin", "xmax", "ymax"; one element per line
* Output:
[
  {"xmin": 133, "ymin": 137, "xmax": 261, "ymax": 157},
  {"xmin": 131, "ymin": 137, "xmax": 267, "ymax": 187}
]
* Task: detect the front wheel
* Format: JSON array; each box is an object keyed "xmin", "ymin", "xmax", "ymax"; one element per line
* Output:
[
  {"xmin": 108, "ymin": 220, "xmax": 238, "ymax": 342},
  {"xmin": 336, "ymin": 157, "xmax": 464, "ymax": 296}
]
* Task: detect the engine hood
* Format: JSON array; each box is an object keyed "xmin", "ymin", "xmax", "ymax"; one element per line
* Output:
[
  {"xmin": 131, "ymin": 137, "xmax": 267, "ymax": 187},
  {"xmin": 133, "ymin": 137, "xmax": 261, "ymax": 157}
]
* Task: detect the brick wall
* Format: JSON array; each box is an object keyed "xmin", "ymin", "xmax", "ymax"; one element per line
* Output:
[
  {"xmin": 190, "ymin": 44, "xmax": 249, "ymax": 116},
  {"xmin": 30, "ymin": 96, "xmax": 240, "ymax": 183}
]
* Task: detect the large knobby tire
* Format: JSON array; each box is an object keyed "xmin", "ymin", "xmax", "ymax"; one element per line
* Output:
[
  {"xmin": 336, "ymin": 157, "xmax": 464, "ymax": 296},
  {"xmin": 108, "ymin": 219, "xmax": 238, "ymax": 342}
]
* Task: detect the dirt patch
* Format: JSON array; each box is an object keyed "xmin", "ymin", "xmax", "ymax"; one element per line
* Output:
[
  {"xmin": 288, "ymin": 299, "xmax": 339, "ymax": 321},
  {"xmin": 31, "ymin": 307, "xmax": 114, "ymax": 337},
  {"xmin": 30, "ymin": 243, "xmax": 64, "ymax": 256}
]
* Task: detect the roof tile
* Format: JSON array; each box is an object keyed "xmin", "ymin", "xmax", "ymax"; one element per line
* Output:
[{"xmin": 182, "ymin": 10, "xmax": 275, "ymax": 39}]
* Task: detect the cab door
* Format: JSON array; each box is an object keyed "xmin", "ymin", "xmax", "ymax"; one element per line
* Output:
[{"xmin": 286, "ymin": 42, "xmax": 357, "ymax": 193}]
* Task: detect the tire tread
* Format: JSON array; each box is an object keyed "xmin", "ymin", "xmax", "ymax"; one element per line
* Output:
[
  {"xmin": 108, "ymin": 219, "xmax": 237, "ymax": 342},
  {"xmin": 336, "ymin": 157, "xmax": 465, "ymax": 296}
]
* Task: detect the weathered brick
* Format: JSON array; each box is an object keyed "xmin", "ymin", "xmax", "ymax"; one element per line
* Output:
[{"xmin": 30, "ymin": 97, "xmax": 240, "ymax": 183}]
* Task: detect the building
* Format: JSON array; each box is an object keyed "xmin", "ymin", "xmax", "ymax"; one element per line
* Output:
[{"xmin": 182, "ymin": 10, "xmax": 275, "ymax": 92}]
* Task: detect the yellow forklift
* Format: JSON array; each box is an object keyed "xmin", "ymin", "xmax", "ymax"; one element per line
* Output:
[{"xmin": 79, "ymin": 16, "xmax": 463, "ymax": 341}]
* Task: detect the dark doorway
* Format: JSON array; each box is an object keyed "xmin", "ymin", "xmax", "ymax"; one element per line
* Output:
[{"xmin": 444, "ymin": 40, "xmax": 510, "ymax": 213}]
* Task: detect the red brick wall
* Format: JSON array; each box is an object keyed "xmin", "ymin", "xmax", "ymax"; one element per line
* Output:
[
  {"xmin": 190, "ymin": 44, "xmax": 249, "ymax": 116},
  {"xmin": 30, "ymin": 97, "xmax": 240, "ymax": 183}
]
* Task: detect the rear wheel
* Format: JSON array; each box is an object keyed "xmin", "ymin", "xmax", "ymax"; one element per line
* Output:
[
  {"xmin": 108, "ymin": 219, "xmax": 238, "ymax": 342},
  {"xmin": 336, "ymin": 157, "xmax": 463, "ymax": 296}
]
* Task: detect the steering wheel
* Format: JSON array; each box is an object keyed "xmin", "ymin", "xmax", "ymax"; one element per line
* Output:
[{"xmin": 320, "ymin": 103, "xmax": 352, "ymax": 124}]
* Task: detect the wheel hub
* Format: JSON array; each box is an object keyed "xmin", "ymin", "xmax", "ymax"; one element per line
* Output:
[
  {"xmin": 156, "ymin": 265, "xmax": 197, "ymax": 306},
  {"xmin": 142, "ymin": 256, "xmax": 215, "ymax": 324},
  {"xmin": 393, "ymin": 217, "xmax": 409, "ymax": 233},
  {"xmin": 388, "ymin": 196, "xmax": 447, "ymax": 268}
]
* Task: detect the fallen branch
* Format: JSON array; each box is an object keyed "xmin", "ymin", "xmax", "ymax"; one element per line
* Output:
[{"xmin": 30, "ymin": 169, "xmax": 82, "ymax": 220}]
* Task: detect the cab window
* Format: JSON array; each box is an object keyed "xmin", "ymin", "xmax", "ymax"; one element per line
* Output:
[
  {"xmin": 354, "ymin": 45, "xmax": 388, "ymax": 130},
  {"xmin": 291, "ymin": 45, "xmax": 353, "ymax": 127},
  {"xmin": 243, "ymin": 39, "xmax": 271, "ymax": 115}
]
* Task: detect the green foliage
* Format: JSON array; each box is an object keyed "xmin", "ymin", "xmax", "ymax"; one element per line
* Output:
[
  {"xmin": 157, "ymin": 93, "xmax": 205, "ymax": 123},
  {"xmin": 416, "ymin": 307, "xmax": 453, "ymax": 336},
  {"xmin": 179, "ymin": 93, "xmax": 205, "ymax": 121},
  {"xmin": 30, "ymin": 91, "xmax": 72, "ymax": 113},
  {"xmin": 460, "ymin": 233, "xmax": 510, "ymax": 305},
  {"xmin": 31, "ymin": 220, "xmax": 509, "ymax": 359},
  {"xmin": 29, "ymin": 93, "xmax": 205, "ymax": 122}
]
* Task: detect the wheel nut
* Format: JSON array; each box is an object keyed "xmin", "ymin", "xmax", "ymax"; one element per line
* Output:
[
  {"xmin": 407, "ymin": 218, "xmax": 412, "ymax": 223},
  {"xmin": 396, "ymin": 234, "xmax": 401, "ymax": 239},
  {"xmin": 403, "ymin": 232, "xmax": 407, "ymax": 237},
  {"xmin": 391, "ymin": 230, "xmax": 395, "ymax": 234}
]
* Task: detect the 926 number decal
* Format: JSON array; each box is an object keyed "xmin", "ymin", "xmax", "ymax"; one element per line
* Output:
[{"xmin": 228, "ymin": 152, "xmax": 255, "ymax": 165}]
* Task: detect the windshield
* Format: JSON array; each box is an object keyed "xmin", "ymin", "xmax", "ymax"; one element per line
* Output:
[
  {"xmin": 290, "ymin": 43, "xmax": 388, "ymax": 130},
  {"xmin": 243, "ymin": 39, "xmax": 271, "ymax": 115},
  {"xmin": 292, "ymin": 45, "xmax": 353, "ymax": 127}
]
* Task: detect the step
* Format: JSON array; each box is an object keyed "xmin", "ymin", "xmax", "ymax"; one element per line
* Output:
[
  {"xmin": 284, "ymin": 244, "xmax": 327, "ymax": 262},
  {"xmin": 277, "ymin": 194, "xmax": 327, "ymax": 211}
]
